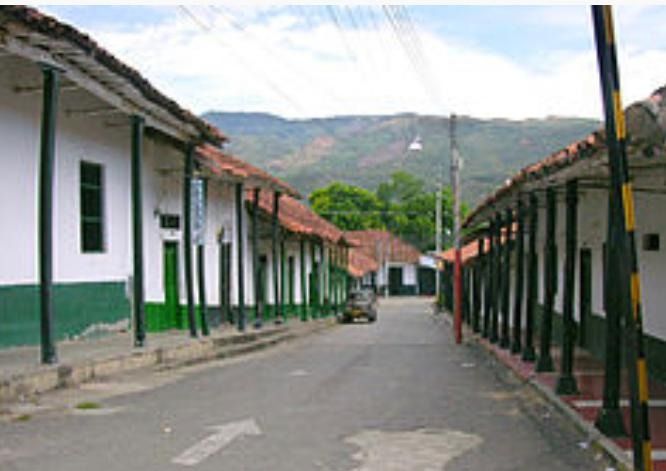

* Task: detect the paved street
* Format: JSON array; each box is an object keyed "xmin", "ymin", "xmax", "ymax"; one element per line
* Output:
[{"xmin": 0, "ymin": 297, "xmax": 611, "ymax": 470}]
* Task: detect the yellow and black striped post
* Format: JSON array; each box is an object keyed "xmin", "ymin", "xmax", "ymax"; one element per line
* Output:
[{"xmin": 592, "ymin": 6, "xmax": 653, "ymax": 471}]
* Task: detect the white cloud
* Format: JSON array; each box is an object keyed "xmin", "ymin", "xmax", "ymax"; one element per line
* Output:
[{"xmin": 85, "ymin": 5, "xmax": 666, "ymax": 120}]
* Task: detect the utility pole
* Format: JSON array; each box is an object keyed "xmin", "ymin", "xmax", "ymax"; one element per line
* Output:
[
  {"xmin": 451, "ymin": 113, "xmax": 462, "ymax": 344},
  {"xmin": 435, "ymin": 134, "xmax": 443, "ymax": 306}
]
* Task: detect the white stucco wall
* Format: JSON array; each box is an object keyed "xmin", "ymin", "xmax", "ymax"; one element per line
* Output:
[{"xmin": 0, "ymin": 61, "xmax": 133, "ymax": 288}]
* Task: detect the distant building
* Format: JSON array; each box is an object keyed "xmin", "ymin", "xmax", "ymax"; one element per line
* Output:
[{"xmin": 344, "ymin": 230, "xmax": 430, "ymax": 296}]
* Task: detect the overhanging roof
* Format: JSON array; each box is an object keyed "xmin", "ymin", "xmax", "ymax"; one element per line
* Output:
[{"xmin": 0, "ymin": 6, "xmax": 226, "ymax": 145}]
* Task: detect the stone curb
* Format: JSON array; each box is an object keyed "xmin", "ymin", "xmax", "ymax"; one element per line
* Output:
[
  {"xmin": 0, "ymin": 318, "xmax": 336, "ymax": 404},
  {"xmin": 463, "ymin": 323, "xmax": 634, "ymax": 471}
]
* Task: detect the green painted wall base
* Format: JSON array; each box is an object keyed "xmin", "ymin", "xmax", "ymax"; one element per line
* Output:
[{"xmin": 0, "ymin": 281, "xmax": 130, "ymax": 348}]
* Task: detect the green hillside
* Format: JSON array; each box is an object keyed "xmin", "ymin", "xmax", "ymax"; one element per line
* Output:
[{"xmin": 202, "ymin": 111, "xmax": 600, "ymax": 205}]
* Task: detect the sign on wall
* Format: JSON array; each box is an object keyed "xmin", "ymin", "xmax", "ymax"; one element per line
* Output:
[{"xmin": 191, "ymin": 178, "xmax": 206, "ymax": 245}]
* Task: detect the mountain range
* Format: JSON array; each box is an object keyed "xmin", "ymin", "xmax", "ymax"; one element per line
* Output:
[{"xmin": 202, "ymin": 111, "xmax": 600, "ymax": 205}]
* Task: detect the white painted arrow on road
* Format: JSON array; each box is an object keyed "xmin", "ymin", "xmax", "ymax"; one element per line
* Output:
[{"xmin": 172, "ymin": 418, "xmax": 262, "ymax": 466}]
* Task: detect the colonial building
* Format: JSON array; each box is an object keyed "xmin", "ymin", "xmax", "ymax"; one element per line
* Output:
[
  {"xmin": 452, "ymin": 83, "xmax": 666, "ymax": 448},
  {"xmin": 0, "ymin": 6, "xmax": 344, "ymax": 364},
  {"xmin": 344, "ymin": 230, "xmax": 424, "ymax": 296}
]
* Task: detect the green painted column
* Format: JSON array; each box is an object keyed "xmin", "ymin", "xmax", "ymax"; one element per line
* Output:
[
  {"xmin": 595, "ymin": 192, "xmax": 626, "ymax": 435},
  {"xmin": 280, "ymin": 236, "xmax": 286, "ymax": 321},
  {"xmin": 317, "ymin": 240, "xmax": 328, "ymax": 317},
  {"xmin": 327, "ymin": 245, "xmax": 333, "ymax": 316},
  {"xmin": 490, "ymin": 213, "xmax": 501, "ymax": 343},
  {"xmin": 183, "ymin": 145, "xmax": 197, "ymax": 338},
  {"xmin": 472, "ymin": 238, "xmax": 483, "ymax": 333},
  {"xmin": 38, "ymin": 66, "xmax": 60, "ymax": 364},
  {"xmin": 579, "ymin": 248, "xmax": 592, "ymax": 348},
  {"xmin": 500, "ymin": 208, "xmax": 512, "ymax": 349},
  {"xmin": 235, "ymin": 182, "xmax": 246, "ymax": 331},
  {"xmin": 482, "ymin": 227, "xmax": 492, "ymax": 339},
  {"xmin": 536, "ymin": 187, "xmax": 557, "ymax": 373},
  {"xmin": 310, "ymin": 240, "xmax": 318, "ymax": 318},
  {"xmin": 522, "ymin": 193, "xmax": 538, "ymax": 362},
  {"xmin": 252, "ymin": 188, "xmax": 262, "ymax": 329},
  {"xmin": 300, "ymin": 238, "xmax": 307, "ymax": 321},
  {"xmin": 131, "ymin": 115, "xmax": 146, "ymax": 347},
  {"xmin": 556, "ymin": 179, "xmax": 579, "ymax": 395},
  {"xmin": 272, "ymin": 192, "xmax": 282, "ymax": 324},
  {"xmin": 511, "ymin": 198, "xmax": 525, "ymax": 354}
]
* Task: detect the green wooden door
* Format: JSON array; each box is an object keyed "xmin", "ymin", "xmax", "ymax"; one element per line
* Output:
[{"xmin": 164, "ymin": 242, "xmax": 180, "ymax": 329}]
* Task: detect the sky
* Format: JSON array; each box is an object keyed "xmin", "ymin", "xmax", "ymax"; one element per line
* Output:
[{"xmin": 38, "ymin": 4, "xmax": 666, "ymax": 120}]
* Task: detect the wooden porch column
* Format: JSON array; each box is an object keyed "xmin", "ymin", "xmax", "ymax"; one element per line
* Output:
[
  {"xmin": 472, "ymin": 237, "xmax": 483, "ymax": 333},
  {"xmin": 235, "ymin": 182, "xmax": 246, "ymax": 331},
  {"xmin": 511, "ymin": 198, "xmax": 525, "ymax": 354},
  {"xmin": 556, "ymin": 179, "xmax": 579, "ymax": 395},
  {"xmin": 522, "ymin": 193, "xmax": 538, "ymax": 362},
  {"xmin": 500, "ymin": 208, "xmax": 513, "ymax": 349},
  {"xmin": 252, "ymin": 188, "xmax": 262, "ymax": 329},
  {"xmin": 490, "ymin": 212, "xmax": 502, "ymax": 344},
  {"xmin": 38, "ymin": 66, "xmax": 60, "ymax": 364},
  {"xmin": 536, "ymin": 187, "xmax": 557, "ymax": 372},
  {"xmin": 300, "ymin": 238, "xmax": 307, "ymax": 321},
  {"xmin": 272, "ymin": 191, "xmax": 281, "ymax": 324}
]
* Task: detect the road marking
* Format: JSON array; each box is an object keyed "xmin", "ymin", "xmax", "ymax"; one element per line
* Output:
[
  {"xmin": 345, "ymin": 428, "xmax": 482, "ymax": 470},
  {"xmin": 573, "ymin": 399, "xmax": 666, "ymax": 408},
  {"xmin": 171, "ymin": 418, "xmax": 262, "ymax": 466},
  {"xmin": 288, "ymin": 369, "xmax": 309, "ymax": 377}
]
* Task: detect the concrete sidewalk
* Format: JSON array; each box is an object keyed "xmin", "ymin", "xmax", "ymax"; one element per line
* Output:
[
  {"xmin": 462, "ymin": 321, "xmax": 666, "ymax": 471},
  {"xmin": 0, "ymin": 318, "xmax": 336, "ymax": 404}
]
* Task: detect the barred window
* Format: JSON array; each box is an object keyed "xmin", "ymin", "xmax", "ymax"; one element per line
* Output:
[{"xmin": 80, "ymin": 161, "xmax": 105, "ymax": 253}]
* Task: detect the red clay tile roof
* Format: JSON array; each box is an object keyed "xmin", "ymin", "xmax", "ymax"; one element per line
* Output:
[
  {"xmin": 247, "ymin": 190, "xmax": 345, "ymax": 244},
  {"xmin": 464, "ymin": 84, "xmax": 666, "ymax": 228},
  {"xmin": 348, "ymin": 248, "xmax": 379, "ymax": 278},
  {"xmin": 344, "ymin": 230, "xmax": 422, "ymax": 265},
  {"xmin": 197, "ymin": 144, "xmax": 300, "ymax": 198},
  {"xmin": 441, "ymin": 239, "xmax": 488, "ymax": 265},
  {"xmin": 0, "ymin": 6, "xmax": 225, "ymax": 145}
]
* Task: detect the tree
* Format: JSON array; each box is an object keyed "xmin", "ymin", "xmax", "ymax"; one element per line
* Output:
[
  {"xmin": 309, "ymin": 173, "xmax": 469, "ymax": 252},
  {"xmin": 309, "ymin": 182, "xmax": 384, "ymax": 230}
]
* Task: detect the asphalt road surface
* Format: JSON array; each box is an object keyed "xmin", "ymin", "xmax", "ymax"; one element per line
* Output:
[{"xmin": 0, "ymin": 297, "xmax": 612, "ymax": 470}]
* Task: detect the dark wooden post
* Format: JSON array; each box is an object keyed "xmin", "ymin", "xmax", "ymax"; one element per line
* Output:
[
  {"xmin": 500, "ymin": 208, "xmax": 512, "ymax": 349},
  {"xmin": 556, "ymin": 180, "xmax": 579, "ymax": 394},
  {"xmin": 235, "ymin": 182, "xmax": 246, "ymax": 331},
  {"xmin": 252, "ymin": 188, "xmax": 262, "ymax": 329},
  {"xmin": 490, "ymin": 212, "xmax": 502, "ymax": 343},
  {"xmin": 183, "ymin": 145, "xmax": 197, "ymax": 337},
  {"xmin": 536, "ymin": 187, "xmax": 557, "ymax": 372},
  {"xmin": 595, "ymin": 192, "xmax": 626, "ymax": 435},
  {"xmin": 300, "ymin": 238, "xmax": 308, "ymax": 321},
  {"xmin": 196, "ymin": 178, "xmax": 209, "ymax": 337},
  {"xmin": 482, "ymin": 224, "xmax": 492, "ymax": 339},
  {"xmin": 511, "ymin": 198, "xmax": 525, "ymax": 354},
  {"xmin": 522, "ymin": 193, "xmax": 538, "ymax": 362},
  {"xmin": 38, "ymin": 66, "xmax": 60, "ymax": 364},
  {"xmin": 131, "ymin": 115, "xmax": 146, "ymax": 347},
  {"xmin": 579, "ymin": 248, "xmax": 592, "ymax": 348},
  {"xmin": 272, "ymin": 192, "xmax": 281, "ymax": 324},
  {"xmin": 473, "ymin": 237, "xmax": 483, "ymax": 333}
]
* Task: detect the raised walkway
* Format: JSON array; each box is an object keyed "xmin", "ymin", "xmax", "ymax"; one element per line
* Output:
[
  {"xmin": 462, "ymin": 320, "xmax": 666, "ymax": 471},
  {"xmin": 0, "ymin": 318, "xmax": 335, "ymax": 404}
]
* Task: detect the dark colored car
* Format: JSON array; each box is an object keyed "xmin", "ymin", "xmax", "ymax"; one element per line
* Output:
[{"xmin": 341, "ymin": 289, "xmax": 377, "ymax": 323}]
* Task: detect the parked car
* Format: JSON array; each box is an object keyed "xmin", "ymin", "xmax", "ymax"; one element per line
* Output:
[{"xmin": 341, "ymin": 289, "xmax": 377, "ymax": 323}]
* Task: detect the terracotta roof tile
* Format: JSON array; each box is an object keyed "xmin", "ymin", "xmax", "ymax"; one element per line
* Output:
[
  {"xmin": 344, "ymin": 230, "xmax": 422, "ymax": 265},
  {"xmin": 0, "ymin": 6, "xmax": 225, "ymax": 145},
  {"xmin": 247, "ymin": 191, "xmax": 344, "ymax": 244},
  {"xmin": 348, "ymin": 248, "xmax": 379, "ymax": 278},
  {"xmin": 197, "ymin": 144, "xmax": 300, "ymax": 198}
]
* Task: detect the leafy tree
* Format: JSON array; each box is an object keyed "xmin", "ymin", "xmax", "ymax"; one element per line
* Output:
[
  {"xmin": 310, "ymin": 173, "xmax": 469, "ymax": 252},
  {"xmin": 309, "ymin": 182, "xmax": 384, "ymax": 230}
]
